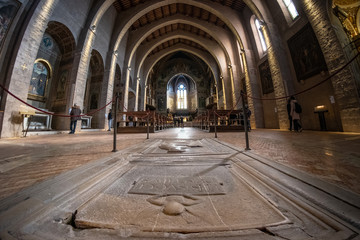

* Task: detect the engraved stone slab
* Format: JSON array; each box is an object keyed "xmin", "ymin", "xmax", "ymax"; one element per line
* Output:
[
  {"xmin": 75, "ymin": 164, "xmax": 289, "ymax": 232},
  {"xmin": 141, "ymin": 139, "xmax": 234, "ymax": 155},
  {"xmin": 129, "ymin": 176, "xmax": 226, "ymax": 195}
]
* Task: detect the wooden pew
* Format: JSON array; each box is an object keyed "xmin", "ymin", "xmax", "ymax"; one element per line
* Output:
[{"xmin": 116, "ymin": 111, "xmax": 155, "ymax": 133}]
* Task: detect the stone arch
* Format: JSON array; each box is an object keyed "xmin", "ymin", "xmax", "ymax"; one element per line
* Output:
[
  {"xmin": 84, "ymin": 49, "xmax": 104, "ymax": 129},
  {"xmin": 128, "ymin": 91, "xmax": 136, "ymax": 111},
  {"xmin": 25, "ymin": 21, "xmax": 76, "ymax": 131},
  {"xmin": 140, "ymin": 45, "xmax": 221, "ymax": 110},
  {"xmin": 43, "ymin": 21, "xmax": 76, "ymax": 130},
  {"xmin": 105, "ymin": 0, "xmax": 261, "ymax": 113}
]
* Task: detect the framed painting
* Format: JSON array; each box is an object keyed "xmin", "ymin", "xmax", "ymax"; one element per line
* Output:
[
  {"xmin": 56, "ymin": 70, "xmax": 68, "ymax": 100},
  {"xmin": 287, "ymin": 23, "xmax": 328, "ymax": 81},
  {"xmin": 28, "ymin": 61, "xmax": 50, "ymax": 101},
  {"xmin": 0, "ymin": 0, "xmax": 21, "ymax": 51},
  {"xmin": 259, "ymin": 60, "xmax": 274, "ymax": 95}
]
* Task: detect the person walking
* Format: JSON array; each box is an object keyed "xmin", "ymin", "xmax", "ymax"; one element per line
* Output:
[
  {"xmin": 108, "ymin": 109, "xmax": 113, "ymax": 131},
  {"xmin": 69, "ymin": 104, "xmax": 81, "ymax": 134},
  {"xmin": 290, "ymin": 96, "xmax": 302, "ymax": 132},
  {"xmin": 287, "ymin": 98, "xmax": 293, "ymax": 131}
]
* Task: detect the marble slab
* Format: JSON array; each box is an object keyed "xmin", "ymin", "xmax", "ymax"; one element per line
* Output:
[{"xmin": 74, "ymin": 140, "xmax": 289, "ymax": 232}]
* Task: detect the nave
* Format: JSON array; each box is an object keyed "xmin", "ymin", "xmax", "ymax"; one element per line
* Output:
[{"xmin": 0, "ymin": 128, "xmax": 359, "ymax": 239}]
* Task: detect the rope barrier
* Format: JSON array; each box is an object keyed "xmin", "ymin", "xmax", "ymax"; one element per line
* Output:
[
  {"xmin": 243, "ymin": 52, "xmax": 360, "ymax": 101},
  {"xmin": 0, "ymin": 82, "xmax": 114, "ymax": 118},
  {"xmin": 1, "ymin": 52, "xmax": 357, "ymax": 119}
]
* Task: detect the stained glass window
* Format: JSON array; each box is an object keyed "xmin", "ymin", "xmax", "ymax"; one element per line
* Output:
[{"xmin": 177, "ymin": 84, "xmax": 187, "ymax": 109}]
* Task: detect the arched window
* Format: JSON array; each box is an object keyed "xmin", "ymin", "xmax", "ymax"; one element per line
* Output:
[
  {"xmin": 255, "ymin": 19, "xmax": 267, "ymax": 52},
  {"xmin": 28, "ymin": 60, "xmax": 50, "ymax": 98},
  {"xmin": 282, "ymin": 0, "xmax": 299, "ymax": 20},
  {"xmin": 177, "ymin": 84, "xmax": 187, "ymax": 109}
]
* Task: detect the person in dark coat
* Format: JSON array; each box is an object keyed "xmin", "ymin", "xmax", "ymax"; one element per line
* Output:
[
  {"xmin": 69, "ymin": 104, "xmax": 81, "ymax": 134},
  {"xmin": 290, "ymin": 96, "xmax": 302, "ymax": 132},
  {"xmin": 107, "ymin": 109, "xmax": 112, "ymax": 131}
]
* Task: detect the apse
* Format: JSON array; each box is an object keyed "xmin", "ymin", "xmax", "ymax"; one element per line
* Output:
[{"xmin": 167, "ymin": 74, "xmax": 197, "ymax": 115}]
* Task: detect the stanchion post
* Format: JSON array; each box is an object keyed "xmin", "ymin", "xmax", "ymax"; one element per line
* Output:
[
  {"xmin": 241, "ymin": 90, "xmax": 250, "ymax": 150},
  {"xmin": 112, "ymin": 93, "xmax": 118, "ymax": 152},
  {"xmin": 24, "ymin": 115, "xmax": 32, "ymax": 137},
  {"xmin": 147, "ymin": 112, "xmax": 150, "ymax": 139},
  {"xmin": 214, "ymin": 111, "xmax": 217, "ymax": 138}
]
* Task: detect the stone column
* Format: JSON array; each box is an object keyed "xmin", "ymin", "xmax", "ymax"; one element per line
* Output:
[
  {"xmin": 262, "ymin": 23, "xmax": 289, "ymax": 130},
  {"xmin": 1, "ymin": 0, "xmax": 60, "ymax": 138},
  {"xmin": 299, "ymin": 0, "xmax": 360, "ymax": 132},
  {"xmin": 99, "ymin": 51, "xmax": 117, "ymax": 129},
  {"xmin": 231, "ymin": 64, "xmax": 242, "ymax": 110},
  {"xmin": 122, "ymin": 67, "xmax": 131, "ymax": 111},
  {"xmin": 71, "ymin": 29, "xmax": 97, "ymax": 110},
  {"xmin": 243, "ymin": 50, "xmax": 264, "ymax": 128},
  {"xmin": 134, "ymin": 78, "xmax": 140, "ymax": 111}
]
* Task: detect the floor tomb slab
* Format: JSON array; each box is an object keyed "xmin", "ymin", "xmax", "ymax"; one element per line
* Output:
[{"xmin": 0, "ymin": 138, "xmax": 358, "ymax": 239}]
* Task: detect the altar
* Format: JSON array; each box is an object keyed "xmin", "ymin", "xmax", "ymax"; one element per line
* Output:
[
  {"xmin": 81, "ymin": 115, "xmax": 93, "ymax": 129},
  {"xmin": 21, "ymin": 109, "xmax": 53, "ymax": 132}
]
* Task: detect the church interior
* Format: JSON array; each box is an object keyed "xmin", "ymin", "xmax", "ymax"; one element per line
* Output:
[{"xmin": 0, "ymin": 0, "xmax": 360, "ymax": 239}]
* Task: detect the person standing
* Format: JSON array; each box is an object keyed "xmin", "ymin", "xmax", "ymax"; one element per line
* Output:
[
  {"xmin": 108, "ymin": 109, "xmax": 113, "ymax": 131},
  {"xmin": 287, "ymin": 98, "xmax": 292, "ymax": 131},
  {"xmin": 290, "ymin": 96, "xmax": 302, "ymax": 132},
  {"xmin": 69, "ymin": 104, "xmax": 81, "ymax": 134}
]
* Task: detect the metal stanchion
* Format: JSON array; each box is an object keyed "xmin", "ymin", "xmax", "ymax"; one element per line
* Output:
[
  {"xmin": 24, "ymin": 115, "xmax": 33, "ymax": 137},
  {"xmin": 241, "ymin": 90, "xmax": 250, "ymax": 150},
  {"xmin": 112, "ymin": 94, "xmax": 118, "ymax": 152},
  {"xmin": 147, "ymin": 112, "xmax": 150, "ymax": 139},
  {"xmin": 214, "ymin": 111, "xmax": 217, "ymax": 138}
]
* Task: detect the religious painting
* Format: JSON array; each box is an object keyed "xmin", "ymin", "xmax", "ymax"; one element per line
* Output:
[
  {"xmin": 259, "ymin": 60, "xmax": 274, "ymax": 95},
  {"xmin": 287, "ymin": 23, "xmax": 328, "ymax": 81},
  {"xmin": 0, "ymin": 0, "xmax": 20, "ymax": 51},
  {"xmin": 41, "ymin": 33, "xmax": 54, "ymax": 50},
  {"xmin": 56, "ymin": 70, "xmax": 68, "ymax": 100},
  {"xmin": 28, "ymin": 61, "xmax": 49, "ymax": 98},
  {"xmin": 90, "ymin": 93, "xmax": 98, "ymax": 110},
  {"xmin": 157, "ymin": 96, "xmax": 165, "ymax": 111}
]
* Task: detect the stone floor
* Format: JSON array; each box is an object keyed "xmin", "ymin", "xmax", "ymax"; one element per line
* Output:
[
  {"xmin": 0, "ymin": 127, "xmax": 359, "ymax": 200},
  {"xmin": 0, "ymin": 127, "xmax": 359, "ymax": 239}
]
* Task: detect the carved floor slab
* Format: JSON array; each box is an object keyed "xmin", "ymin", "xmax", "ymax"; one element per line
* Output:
[
  {"xmin": 0, "ymin": 138, "xmax": 359, "ymax": 239},
  {"xmin": 74, "ymin": 165, "xmax": 289, "ymax": 232}
]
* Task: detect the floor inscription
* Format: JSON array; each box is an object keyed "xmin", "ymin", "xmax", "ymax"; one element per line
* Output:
[{"xmin": 129, "ymin": 176, "xmax": 226, "ymax": 195}]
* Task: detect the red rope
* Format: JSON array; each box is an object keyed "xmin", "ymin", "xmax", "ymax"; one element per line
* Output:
[
  {"xmin": 244, "ymin": 52, "xmax": 359, "ymax": 101},
  {"xmin": 0, "ymin": 82, "xmax": 114, "ymax": 118},
  {"xmin": 2, "ymin": 52, "xmax": 357, "ymax": 118}
]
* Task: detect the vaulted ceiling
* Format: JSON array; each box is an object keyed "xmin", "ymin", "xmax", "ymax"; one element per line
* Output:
[
  {"xmin": 112, "ymin": 0, "xmax": 246, "ymax": 61},
  {"xmin": 110, "ymin": 0, "xmax": 249, "ymax": 90}
]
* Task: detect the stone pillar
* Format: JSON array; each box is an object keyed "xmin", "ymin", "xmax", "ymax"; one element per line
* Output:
[
  {"xmin": 134, "ymin": 78, "xmax": 140, "ymax": 111},
  {"xmin": 1, "ymin": 0, "xmax": 60, "ymax": 138},
  {"xmin": 99, "ymin": 51, "xmax": 117, "ymax": 129},
  {"xmin": 122, "ymin": 67, "xmax": 131, "ymax": 111},
  {"xmin": 299, "ymin": 0, "xmax": 360, "ymax": 132},
  {"xmin": 228, "ymin": 66, "xmax": 237, "ymax": 109},
  {"xmin": 243, "ymin": 50, "xmax": 264, "ymax": 128},
  {"xmin": 71, "ymin": 30, "xmax": 97, "ymax": 110},
  {"xmin": 262, "ymin": 23, "xmax": 288, "ymax": 130},
  {"xmin": 231, "ymin": 64, "xmax": 242, "ymax": 109}
]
